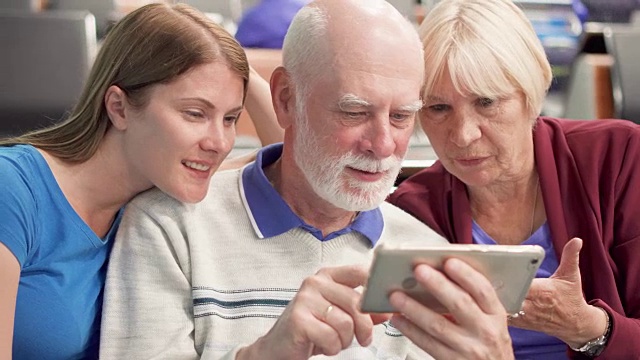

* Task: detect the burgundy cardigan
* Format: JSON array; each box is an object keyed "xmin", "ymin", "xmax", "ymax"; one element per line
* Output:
[{"xmin": 389, "ymin": 117, "xmax": 640, "ymax": 359}]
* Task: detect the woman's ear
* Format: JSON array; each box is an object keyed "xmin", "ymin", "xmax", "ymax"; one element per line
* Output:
[
  {"xmin": 270, "ymin": 67, "xmax": 296, "ymax": 129},
  {"xmin": 104, "ymin": 85, "xmax": 128, "ymax": 131}
]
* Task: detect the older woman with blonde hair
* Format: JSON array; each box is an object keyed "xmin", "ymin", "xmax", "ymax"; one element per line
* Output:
[
  {"xmin": 0, "ymin": 3, "xmax": 258, "ymax": 358},
  {"xmin": 389, "ymin": 0, "xmax": 640, "ymax": 358}
]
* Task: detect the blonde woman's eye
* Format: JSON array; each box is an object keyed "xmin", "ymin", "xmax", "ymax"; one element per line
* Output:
[
  {"xmin": 428, "ymin": 104, "xmax": 449, "ymax": 112},
  {"xmin": 477, "ymin": 97, "xmax": 495, "ymax": 107}
]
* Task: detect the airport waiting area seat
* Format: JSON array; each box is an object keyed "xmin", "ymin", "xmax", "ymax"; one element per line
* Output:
[
  {"xmin": 2, "ymin": 0, "xmax": 35, "ymax": 10},
  {"xmin": 604, "ymin": 26, "xmax": 640, "ymax": 124},
  {"xmin": 52, "ymin": 0, "xmax": 116, "ymax": 38},
  {"xmin": 561, "ymin": 22, "xmax": 640, "ymax": 122},
  {"xmin": 563, "ymin": 53, "xmax": 615, "ymax": 120},
  {"xmin": 0, "ymin": 9, "xmax": 97, "ymax": 137}
]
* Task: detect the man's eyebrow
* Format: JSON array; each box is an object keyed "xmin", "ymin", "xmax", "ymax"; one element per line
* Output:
[
  {"xmin": 337, "ymin": 95, "xmax": 423, "ymax": 112},
  {"xmin": 396, "ymin": 100, "xmax": 424, "ymax": 113},
  {"xmin": 337, "ymin": 94, "xmax": 371, "ymax": 110}
]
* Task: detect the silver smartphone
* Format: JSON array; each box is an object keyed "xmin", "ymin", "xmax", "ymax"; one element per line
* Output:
[{"xmin": 360, "ymin": 243, "xmax": 545, "ymax": 314}]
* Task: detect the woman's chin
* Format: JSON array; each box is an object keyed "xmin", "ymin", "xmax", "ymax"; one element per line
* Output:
[{"xmin": 167, "ymin": 186, "xmax": 209, "ymax": 204}]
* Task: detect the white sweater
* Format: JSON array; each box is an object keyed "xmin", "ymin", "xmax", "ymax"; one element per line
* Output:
[{"xmin": 100, "ymin": 167, "xmax": 447, "ymax": 359}]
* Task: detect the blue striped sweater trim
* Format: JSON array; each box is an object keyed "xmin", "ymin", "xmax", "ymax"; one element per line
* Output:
[
  {"xmin": 192, "ymin": 287, "xmax": 297, "ymax": 320},
  {"xmin": 193, "ymin": 298, "xmax": 290, "ymax": 308}
]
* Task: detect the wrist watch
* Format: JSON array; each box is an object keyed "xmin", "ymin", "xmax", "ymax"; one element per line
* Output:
[{"xmin": 570, "ymin": 307, "xmax": 612, "ymax": 357}]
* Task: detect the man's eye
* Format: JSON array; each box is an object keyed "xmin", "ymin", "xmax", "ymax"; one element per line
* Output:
[
  {"xmin": 344, "ymin": 111, "xmax": 366, "ymax": 118},
  {"xmin": 391, "ymin": 113, "xmax": 412, "ymax": 121}
]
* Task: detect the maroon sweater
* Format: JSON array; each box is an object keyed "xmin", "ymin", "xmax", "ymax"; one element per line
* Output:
[{"xmin": 389, "ymin": 117, "xmax": 640, "ymax": 359}]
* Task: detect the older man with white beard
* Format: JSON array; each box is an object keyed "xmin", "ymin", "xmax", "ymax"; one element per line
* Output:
[{"xmin": 99, "ymin": 0, "xmax": 447, "ymax": 359}]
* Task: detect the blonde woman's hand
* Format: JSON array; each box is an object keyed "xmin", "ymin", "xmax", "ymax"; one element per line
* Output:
[{"xmin": 509, "ymin": 238, "xmax": 609, "ymax": 349}]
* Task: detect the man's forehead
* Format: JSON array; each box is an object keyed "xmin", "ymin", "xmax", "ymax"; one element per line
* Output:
[{"xmin": 329, "ymin": 54, "xmax": 423, "ymax": 93}]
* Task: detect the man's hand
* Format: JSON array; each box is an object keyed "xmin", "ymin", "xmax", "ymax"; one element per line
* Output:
[
  {"xmin": 389, "ymin": 258, "xmax": 514, "ymax": 360},
  {"xmin": 237, "ymin": 265, "xmax": 390, "ymax": 360}
]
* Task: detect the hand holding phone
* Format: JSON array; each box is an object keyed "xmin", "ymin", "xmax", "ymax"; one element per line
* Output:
[{"xmin": 360, "ymin": 243, "xmax": 545, "ymax": 315}]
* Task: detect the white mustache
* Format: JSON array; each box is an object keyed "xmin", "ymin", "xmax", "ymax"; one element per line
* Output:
[{"xmin": 342, "ymin": 154, "xmax": 402, "ymax": 174}]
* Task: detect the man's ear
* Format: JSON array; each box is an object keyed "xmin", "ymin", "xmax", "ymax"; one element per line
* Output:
[
  {"xmin": 270, "ymin": 67, "xmax": 296, "ymax": 129},
  {"xmin": 104, "ymin": 85, "xmax": 129, "ymax": 131}
]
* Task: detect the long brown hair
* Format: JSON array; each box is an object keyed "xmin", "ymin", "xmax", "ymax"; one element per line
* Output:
[{"xmin": 0, "ymin": 3, "xmax": 249, "ymax": 163}]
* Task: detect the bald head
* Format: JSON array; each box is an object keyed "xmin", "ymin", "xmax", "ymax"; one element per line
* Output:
[
  {"xmin": 318, "ymin": 0, "xmax": 413, "ymax": 31},
  {"xmin": 282, "ymin": 0, "xmax": 424, "ymax": 104}
]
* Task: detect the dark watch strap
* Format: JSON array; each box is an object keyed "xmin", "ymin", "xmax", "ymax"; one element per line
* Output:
[{"xmin": 570, "ymin": 307, "xmax": 611, "ymax": 357}]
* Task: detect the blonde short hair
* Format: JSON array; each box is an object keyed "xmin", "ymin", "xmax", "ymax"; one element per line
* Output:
[{"xmin": 419, "ymin": 0, "xmax": 552, "ymax": 118}]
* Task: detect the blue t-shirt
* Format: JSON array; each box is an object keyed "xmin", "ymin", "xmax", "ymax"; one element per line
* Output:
[
  {"xmin": 473, "ymin": 221, "xmax": 568, "ymax": 360},
  {"xmin": 0, "ymin": 145, "xmax": 122, "ymax": 359}
]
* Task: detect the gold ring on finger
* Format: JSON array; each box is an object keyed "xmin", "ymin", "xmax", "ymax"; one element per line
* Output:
[{"xmin": 323, "ymin": 304, "xmax": 334, "ymax": 322}]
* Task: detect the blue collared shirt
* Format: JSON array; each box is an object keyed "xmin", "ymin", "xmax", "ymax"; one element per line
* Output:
[{"xmin": 240, "ymin": 143, "xmax": 384, "ymax": 245}]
